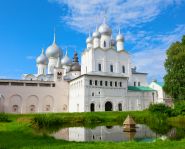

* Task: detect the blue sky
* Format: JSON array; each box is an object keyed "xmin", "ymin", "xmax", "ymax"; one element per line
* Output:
[{"xmin": 0, "ymin": 0, "xmax": 185, "ymax": 82}]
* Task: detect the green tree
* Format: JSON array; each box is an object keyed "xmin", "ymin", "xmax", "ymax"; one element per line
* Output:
[{"xmin": 163, "ymin": 35, "xmax": 185, "ymax": 100}]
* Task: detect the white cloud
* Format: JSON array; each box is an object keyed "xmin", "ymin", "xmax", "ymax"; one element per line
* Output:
[
  {"xmin": 50, "ymin": 0, "xmax": 183, "ymax": 33},
  {"xmin": 49, "ymin": 0, "xmax": 185, "ymax": 82},
  {"xmin": 129, "ymin": 24, "xmax": 185, "ymax": 82}
]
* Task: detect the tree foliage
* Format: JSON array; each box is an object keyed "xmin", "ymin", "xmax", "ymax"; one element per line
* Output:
[{"xmin": 164, "ymin": 35, "xmax": 185, "ymax": 100}]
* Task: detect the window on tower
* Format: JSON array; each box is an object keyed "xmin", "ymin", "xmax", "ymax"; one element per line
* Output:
[
  {"xmin": 138, "ymin": 82, "xmax": 141, "ymax": 86},
  {"xmin": 122, "ymin": 66, "xmax": 125, "ymax": 73},
  {"xmin": 98, "ymin": 64, "xmax": 101, "ymax": 71},
  {"xmin": 100, "ymin": 81, "xmax": 103, "ymax": 86},
  {"xmin": 95, "ymin": 80, "xmax": 97, "ymax": 86},
  {"xmin": 110, "ymin": 81, "xmax": 112, "ymax": 87},
  {"xmin": 89, "ymin": 80, "xmax": 92, "ymax": 85},
  {"xmin": 104, "ymin": 41, "xmax": 106, "ymax": 47},
  {"xmin": 105, "ymin": 81, "xmax": 108, "ymax": 86},
  {"xmin": 110, "ymin": 65, "xmax": 113, "ymax": 72},
  {"xmin": 134, "ymin": 82, "xmax": 136, "ymax": 86}
]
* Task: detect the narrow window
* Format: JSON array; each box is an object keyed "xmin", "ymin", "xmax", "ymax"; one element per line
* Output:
[
  {"xmin": 98, "ymin": 64, "xmax": 101, "ymax": 71},
  {"xmin": 110, "ymin": 81, "xmax": 112, "ymax": 87},
  {"xmin": 105, "ymin": 81, "xmax": 108, "ymax": 86},
  {"xmin": 118, "ymin": 103, "xmax": 122, "ymax": 111},
  {"xmin": 122, "ymin": 66, "xmax": 125, "ymax": 73},
  {"xmin": 138, "ymin": 82, "xmax": 140, "ymax": 86},
  {"xmin": 134, "ymin": 82, "xmax": 136, "ymax": 86},
  {"xmin": 104, "ymin": 41, "xmax": 106, "ymax": 47},
  {"xmin": 120, "ymin": 82, "xmax": 122, "ymax": 87},
  {"xmin": 100, "ymin": 81, "xmax": 103, "ymax": 86},
  {"xmin": 89, "ymin": 80, "xmax": 92, "ymax": 85},
  {"xmin": 95, "ymin": 80, "xmax": 97, "ymax": 86},
  {"xmin": 115, "ymin": 82, "xmax": 117, "ymax": 87},
  {"xmin": 92, "ymin": 92, "xmax": 94, "ymax": 96},
  {"xmin": 110, "ymin": 65, "xmax": 113, "ymax": 72}
]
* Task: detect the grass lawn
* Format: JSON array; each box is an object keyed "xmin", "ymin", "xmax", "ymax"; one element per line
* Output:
[{"xmin": 0, "ymin": 111, "xmax": 185, "ymax": 149}]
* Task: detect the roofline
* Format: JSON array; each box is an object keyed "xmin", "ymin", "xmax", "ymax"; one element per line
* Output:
[
  {"xmin": 0, "ymin": 79, "xmax": 54, "ymax": 83},
  {"xmin": 132, "ymin": 72, "xmax": 148, "ymax": 75}
]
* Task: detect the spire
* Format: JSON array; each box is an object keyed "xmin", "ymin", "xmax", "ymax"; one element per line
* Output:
[
  {"xmin": 53, "ymin": 28, "xmax": 56, "ymax": 44},
  {"xmin": 118, "ymin": 27, "xmax": 121, "ymax": 35},
  {"xmin": 41, "ymin": 48, "xmax": 44, "ymax": 54},
  {"xmin": 65, "ymin": 48, "xmax": 68, "ymax": 56},
  {"xmin": 73, "ymin": 50, "xmax": 79, "ymax": 63}
]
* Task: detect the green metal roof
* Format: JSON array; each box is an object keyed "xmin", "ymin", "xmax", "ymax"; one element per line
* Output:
[
  {"xmin": 155, "ymin": 82, "xmax": 164, "ymax": 87},
  {"xmin": 128, "ymin": 86, "xmax": 155, "ymax": 92}
]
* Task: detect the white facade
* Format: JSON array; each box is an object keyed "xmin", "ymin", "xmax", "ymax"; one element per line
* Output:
[{"xmin": 0, "ymin": 19, "xmax": 161, "ymax": 114}]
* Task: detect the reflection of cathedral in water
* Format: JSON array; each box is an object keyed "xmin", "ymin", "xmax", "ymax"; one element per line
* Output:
[{"xmin": 52, "ymin": 124, "xmax": 159, "ymax": 142}]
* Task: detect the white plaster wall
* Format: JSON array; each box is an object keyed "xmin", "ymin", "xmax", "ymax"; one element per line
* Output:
[
  {"xmin": 0, "ymin": 79, "xmax": 69, "ymax": 114},
  {"xmin": 149, "ymin": 82, "xmax": 164, "ymax": 103},
  {"xmin": 69, "ymin": 77, "xmax": 85, "ymax": 112},
  {"xmin": 129, "ymin": 74, "xmax": 148, "ymax": 86}
]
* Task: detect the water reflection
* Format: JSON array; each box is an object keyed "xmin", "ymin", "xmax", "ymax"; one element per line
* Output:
[{"xmin": 51, "ymin": 124, "xmax": 160, "ymax": 142}]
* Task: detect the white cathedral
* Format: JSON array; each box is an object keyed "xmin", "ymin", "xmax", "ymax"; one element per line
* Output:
[{"xmin": 0, "ymin": 19, "xmax": 166, "ymax": 114}]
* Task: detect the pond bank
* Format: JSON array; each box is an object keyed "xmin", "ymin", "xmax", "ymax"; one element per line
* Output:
[{"xmin": 0, "ymin": 111, "xmax": 185, "ymax": 149}]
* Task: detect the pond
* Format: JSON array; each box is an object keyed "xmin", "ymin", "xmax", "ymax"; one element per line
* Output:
[{"xmin": 49, "ymin": 124, "xmax": 184, "ymax": 142}]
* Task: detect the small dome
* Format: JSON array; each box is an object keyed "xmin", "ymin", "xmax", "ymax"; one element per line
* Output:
[
  {"xmin": 86, "ymin": 36, "xmax": 92, "ymax": 43},
  {"xmin": 92, "ymin": 30, "xmax": 100, "ymax": 38},
  {"xmin": 61, "ymin": 50, "xmax": 72, "ymax": 66},
  {"xmin": 98, "ymin": 23, "xmax": 112, "ymax": 35},
  {"xmin": 46, "ymin": 32, "xmax": 62, "ymax": 58},
  {"xmin": 36, "ymin": 49, "xmax": 48, "ymax": 65},
  {"xmin": 70, "ymin": 63, "xmax": 81, "ymax": 71},
  {"xmin": 116, "ymin": 34, "xmax": 124, "ymax": 41}
]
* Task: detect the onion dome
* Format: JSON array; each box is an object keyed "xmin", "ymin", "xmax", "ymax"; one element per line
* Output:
[
  {"xmin": 70, "ymin": 51, "xmax": 81, "ymax": 71},
  {"xmin": 92, "ymin": 28, "xmax": 100, "ymax": 38},
  {"xmin": 116, "ymin": 29, "xmax": 124, "ymax": 41},
  {"xmin": 61, "ymin": 50, "xmax": 72, "ymax": 66},
  {"xmin": 98, "ymin": 17, "xmax": 112, "ymax": 35},
  {"xmin": 36, "ymin": 48, "xmax": 48, "ymax": 65},
  {"xmin": 46, "ymin": 32, "xmax": 62, "ymax": 58},
  {"xmin": 86, "ymin": 33, "xmax": 92, "ymax": 43}
]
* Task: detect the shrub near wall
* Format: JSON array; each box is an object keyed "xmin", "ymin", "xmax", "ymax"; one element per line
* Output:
[
  {"xmin": 148, "ymin": 103, "xmax": 172, "ymax": 116},
  {"xmin": 0, "ymin": 113, "xmax": 11, "ymax": 122}
]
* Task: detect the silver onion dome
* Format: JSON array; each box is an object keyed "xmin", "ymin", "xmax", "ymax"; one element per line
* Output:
[
  {"xmin": 86, "ymin": 35, "xmax": 92, "ymax": 43},
  {"xmin": 36, "ymin": 48, "xmax": 48, "ymax": 65},
  {"xmin": 116, "ymin": 29, "xmax": 124, "ymax": 41},
  {"xmin": 98, "ymin": 23, "xmax": 112, "ymax": 35},
  {"xmin": 92, "ymin": 28, "xmax": 100, "ymax": 38},
  {"xmin": 61, "ymin": 50, "xmax": 72, "ymax": 66},
  {"xmin": 46, "ymin": 32, "xmax": 62, "ymax": 58},
  {"xmin": 71, "ymin": 63, "xmax": 81, "ymax": 71}
]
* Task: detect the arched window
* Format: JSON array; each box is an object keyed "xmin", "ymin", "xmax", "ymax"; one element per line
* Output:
[
  {"xmin": 118, "ymin": 103, "xmax": 122, "ymax": 111},
  {"xmin": 30, "ymin": 105, "xmax": 35, "ymax": 112},
  {"xmin": 122, "ymin": 66, "xmax": 125, "ymax": 73},
  {"xmin": 104, "ymin": 41, "xmax": 106, "ymax": 47},
  {"xmin": 90, "ymin": 103, "xmax": 95, "ymax": 112},
  {"xmin": 46, "ymin": 105, "xmax": 50, "ymax": 111},
  {"xmin": 12, "ymin": 105, "xmax": 18, "ymax": 112}
]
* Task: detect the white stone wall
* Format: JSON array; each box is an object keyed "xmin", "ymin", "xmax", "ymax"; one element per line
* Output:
[
  {"xmin": 81, "ymin": 48, "xmax": 131, "ymax": 77},
  {"xmin": 127, "ymin": 91, "xmax": 157, "ymax": 110},
  {"xmin": 0, "ymin": 79, "xmax": 69, "ymax": 114},
  {"xmin": 149, "ymin": 82, "xmax": 164, "ymax": 103},
  {"xmin": 129, "ymin": 73, "xmax": 148, "ymax": 87}
]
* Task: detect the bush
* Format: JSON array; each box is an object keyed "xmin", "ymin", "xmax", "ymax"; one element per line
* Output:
[
  {"xmin": 148, "ymin": 103, "xmax": 172, "ymax": 116},
  {"xmin": 173, "ymin": 100, "xmax": 185, "ymax": 116},
  {"xmin": 0, "ymin": 113, "xmax": 11, "ymax": 122}
]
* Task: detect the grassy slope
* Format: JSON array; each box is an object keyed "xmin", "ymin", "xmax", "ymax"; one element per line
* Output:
[{"xmin": 0, "ymin": 112, "xmax": 185, "ymax": 149}]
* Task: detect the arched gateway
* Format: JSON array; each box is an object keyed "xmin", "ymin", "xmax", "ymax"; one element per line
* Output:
[{"xmin": 105, "ymin": 101, "xmax": 113, "ymax": 111}]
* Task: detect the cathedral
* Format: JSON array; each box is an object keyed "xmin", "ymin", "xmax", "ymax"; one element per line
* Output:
[{"xmin": 0, "ymin": 19, "xmax": 163, "ymax": 114}]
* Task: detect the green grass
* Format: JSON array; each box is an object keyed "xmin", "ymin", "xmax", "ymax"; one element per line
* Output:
[{"xmin": 0, "ymin": 111, "xmax": 185, "ymax": 149}]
